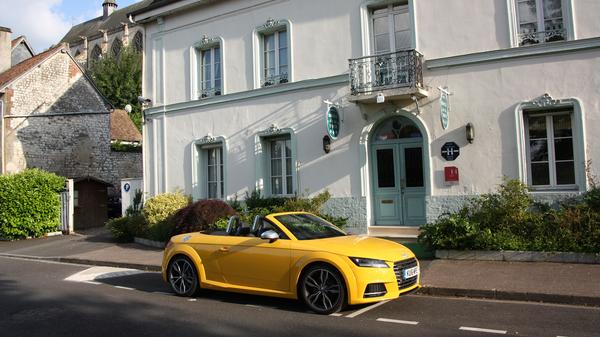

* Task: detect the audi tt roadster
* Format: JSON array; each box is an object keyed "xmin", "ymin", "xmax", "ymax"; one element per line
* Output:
[{"xmin": 162, "ymin": 212, "xmax": 420, "ymax": 314}]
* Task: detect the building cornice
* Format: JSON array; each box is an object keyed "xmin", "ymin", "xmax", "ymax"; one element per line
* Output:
[
  {"xmin": 426, "ymin": 37, "xmax": 600, "ymax": 69},
  {"xmin": 145, "ymin": 74, "xmax": 347, "ymax": 116}
]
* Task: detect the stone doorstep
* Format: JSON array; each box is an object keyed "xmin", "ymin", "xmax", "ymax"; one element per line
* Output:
[{"xmin": 436, "ymin": 250, "xmax": 600, "ymax": 264}]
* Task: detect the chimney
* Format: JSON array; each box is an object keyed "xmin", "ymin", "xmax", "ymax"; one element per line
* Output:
[
  {"xmin": 0, "ymin": 26, "xmax": 11, "ymax": 74},
  {"xmin": 103, "ymin": 0, "xmax": 118, "ymax": 20}
]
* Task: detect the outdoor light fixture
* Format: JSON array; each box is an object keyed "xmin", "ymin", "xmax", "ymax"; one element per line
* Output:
[
  {"xmin": 466, "ymin": 122, "xmax": 475, "ymax": 144},
  {"xmin": 376, "ymin": 93, "xmax": 385, "ymax": 104},
  {"xmin": 323, "ymin": 135, "xmax": 331, "ymax": 154}
]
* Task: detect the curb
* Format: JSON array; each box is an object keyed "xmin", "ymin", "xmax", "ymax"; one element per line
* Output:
[
  {"xmin": 0, "ymin": 253, "xmax": 161, "ymax": 272},
  {"xmin": 417, "ymin": 286, "xmax": 600, "ymax": 307},
  {"xmin": 435, "ymin": 250, "xmax": 600, "ymax": 264}
]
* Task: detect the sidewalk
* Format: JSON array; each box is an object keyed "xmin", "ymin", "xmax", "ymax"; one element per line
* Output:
[{"xmin": 1, "ymin": 230, "xmax": 599, "ymax": 307}]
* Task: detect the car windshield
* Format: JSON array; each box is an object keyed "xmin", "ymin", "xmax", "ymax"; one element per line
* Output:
[{"xmin": 274, "ymin": 214, "xmax": 346, "ymax": 240}]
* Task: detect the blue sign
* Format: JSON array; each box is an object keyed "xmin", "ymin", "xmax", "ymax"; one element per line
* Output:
[
  {"xmin": 123, "ymin": 183, "xmax": 131, "ymax": 192},
  {"xmin": 440, "ymin": 88, "xmax": 450, "ymax": 130},
  {"xmin": 326, "ymin": 106, "xmax": 341, "ymax": 140}
]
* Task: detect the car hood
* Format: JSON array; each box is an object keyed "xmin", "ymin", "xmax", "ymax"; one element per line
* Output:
[{"xmin": 297, "ymin": 235, "xmax": 415, "ymax": 262}]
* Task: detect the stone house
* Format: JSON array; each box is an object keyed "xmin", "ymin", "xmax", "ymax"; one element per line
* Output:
[
  {"xmin": 61, "ymin": 0, "xmax": 151, "ymax": 68},
  {"xmin": 0, "ymin": 27, "xmax": 142, "ymax": 229},
  {"xmin": 133, "ymin": 0, "xmax": 600, "ymax": 238}
]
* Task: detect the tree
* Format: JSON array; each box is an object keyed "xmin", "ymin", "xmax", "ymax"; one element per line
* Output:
[{"xmin": 88, "ymin": 46, "xmax": 143, "ymax": 131}]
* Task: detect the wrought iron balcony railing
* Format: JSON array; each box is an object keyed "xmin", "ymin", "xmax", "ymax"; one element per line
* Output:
[
  {"xmin": 518, "ymin": 28, "xmax": 566, "ymax": 46},
  {"xmin": 198, "ymin": 87, "xmax": 222, "ymax": 99},
  {"xmin": 349, "ymin": 50, "xmax": 424, "ymax": 96}
]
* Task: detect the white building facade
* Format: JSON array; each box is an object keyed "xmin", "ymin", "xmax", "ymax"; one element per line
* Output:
[{"xmin": 133, "ymin": 0, "xmax": 600, "ymax": 237}]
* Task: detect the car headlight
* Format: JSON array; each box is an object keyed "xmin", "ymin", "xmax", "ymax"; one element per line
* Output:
[{"xmin": 349, "ymin": 257, "xmax": 389, "ymax": 268}]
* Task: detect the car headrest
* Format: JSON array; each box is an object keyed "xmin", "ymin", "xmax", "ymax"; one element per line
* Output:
[
  {"xmin": 252, "ymin": 215, "xmax": 263, "ymax": 233},
  {"xmin": 226, "ymin": 216, "xmax": 240, "ymax": 235}
]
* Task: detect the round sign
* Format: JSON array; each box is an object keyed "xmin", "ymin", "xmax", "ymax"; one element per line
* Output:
[
  {"xmin": 326, "ymin": 106, "xmax": 341, "ymax": 140},
  {"xmin": 123, "ymin": 183, "xmax": 131, "ymax": 192}
]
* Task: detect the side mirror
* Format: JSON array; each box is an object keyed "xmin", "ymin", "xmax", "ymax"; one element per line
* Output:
[{"xmin": 260, "ymin": 230, "xmax": 279, "ymax": 243}]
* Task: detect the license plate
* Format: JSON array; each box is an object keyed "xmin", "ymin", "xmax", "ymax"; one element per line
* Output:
[{"xmin": 402, "ymin": 266, "xmax": 419, "ymax": 279}]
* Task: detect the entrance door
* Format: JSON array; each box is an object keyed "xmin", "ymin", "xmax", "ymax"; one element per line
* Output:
[{"xmin": 371, "ymin": 117, "xmax": 426, "ymax": 226}]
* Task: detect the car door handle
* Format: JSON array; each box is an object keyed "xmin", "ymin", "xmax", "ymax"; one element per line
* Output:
[{"xmin": 219, "ymin": 247, "xmax": 229, "ymax": 252}]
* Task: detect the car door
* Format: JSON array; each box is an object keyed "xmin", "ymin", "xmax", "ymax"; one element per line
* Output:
[{"xmin": 215, "ymin": 225, "xmax": 292, "ymax": 292}]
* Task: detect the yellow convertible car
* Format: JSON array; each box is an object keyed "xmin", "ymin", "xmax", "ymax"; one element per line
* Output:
[{"xmin": 162, "ymin": 212, "xmax": 420, "ymax": 314}]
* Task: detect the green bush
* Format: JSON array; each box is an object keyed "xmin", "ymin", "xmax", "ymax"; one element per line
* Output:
[
  {"xmin": 143, "ymin": 191, "xmax": 190, "ymax": 227},
  {"xmin": 0, "ymin": 169, "xmax": 65, "ymax": 240},
  {"xmin": 106, "ymin": 214, "xmax": 145, "ymax": 243},
  {"xmin": 419, "ymin": 179, "xmax": 600, "ymax": 253}
]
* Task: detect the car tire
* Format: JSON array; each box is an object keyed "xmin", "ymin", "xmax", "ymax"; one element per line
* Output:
[
  {"xmin": 167, "ymin": 256, "xmax": 199, "ymax": 297},
  {"xmin": 299, "ymin": 264, "xmax": 346, "ymax": 315}
]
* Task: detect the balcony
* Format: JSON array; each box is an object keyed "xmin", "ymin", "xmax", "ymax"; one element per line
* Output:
[{"xmin": 349, "ymin": 50, "xmax": 427, "ymax": 103}]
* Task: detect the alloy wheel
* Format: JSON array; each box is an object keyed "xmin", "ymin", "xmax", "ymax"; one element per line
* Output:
[
  {"xmin": 301, "ymin": 266, "xmax": 345, "ymax": 314},
  {"xmin": 168, "ymin": 257, "xmax": 198, "ymax": 296}
]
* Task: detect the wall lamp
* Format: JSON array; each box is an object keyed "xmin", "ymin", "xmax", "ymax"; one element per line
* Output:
[
  {"xmin": 466, "ymin": 122, "xmax": 475, "ymax": 144},
  {"xmin": 323, "ymin": 135, "xmax": 331, "ymax": 154}
]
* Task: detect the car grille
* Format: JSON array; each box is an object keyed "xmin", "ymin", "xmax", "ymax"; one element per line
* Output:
[{"xmin": 393, "ymin": 257, "xmax": 418, "ymax": 290}]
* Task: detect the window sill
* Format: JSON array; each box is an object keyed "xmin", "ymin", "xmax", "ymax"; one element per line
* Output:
[{"xmin": 426, "ymin": 37, "xmax": 600, "ymax": 69}]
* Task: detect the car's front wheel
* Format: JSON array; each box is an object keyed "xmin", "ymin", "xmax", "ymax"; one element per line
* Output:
[
  {"xmin": 167, "ymin": 256, "xmax": 199, "ymax": 297},
  {"xmin": 299, "ymin": 264, "xmax": 346, "ymax": 314}
]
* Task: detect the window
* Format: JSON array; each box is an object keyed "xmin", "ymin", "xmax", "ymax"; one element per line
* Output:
[
  {"xmin": 111, "ymin": 39, "xmax": 123, "ymax": 57},
  {"xmin": 205, "ymin": 145, "xmax": 224, "ymax": 199},
  {"xmin": 269, "ymin": 136, "xmax": 293, "ymax": 196},
  {"xmin": 197, "ymin": 46, "xmax": 222, "ymax": 98},
  {"xmin": 372, "ymin": 3, "xmax": 412, "ymax": 54},
  {"xmin": 524, "ymin": 109, "xmax": 575, "ymax": 188},
  {"xmin": 515, "ymin": 0, "xmax": 567, "ymax": 46},
  {"xmin": 262, "ymin": 29, "xmax": 288, "ymax": 86},
  {"xmin": 133, "ymin": 31, "xmax": 143, "ymax": 53},
  {"xmin": 90, "ymin": 45, "xmax": 102, "ymax": 63}
]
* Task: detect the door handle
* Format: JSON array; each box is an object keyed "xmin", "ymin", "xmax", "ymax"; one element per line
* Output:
[{"xmin": 219, "ymin": 247, "xmax": 229, "ymax": 252}]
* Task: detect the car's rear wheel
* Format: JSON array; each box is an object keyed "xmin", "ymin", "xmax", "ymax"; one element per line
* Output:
[
  {"xmin": 300, "ymin": 264, "xmax": 346, "ymax": 314},
  {"xmin": 168, "ymin": 256, "xmax": 199, "ymax": 297}
]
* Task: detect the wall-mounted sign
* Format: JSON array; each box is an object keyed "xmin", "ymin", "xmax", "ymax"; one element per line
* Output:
[
  {"xmin": 326, "ymin": 106, "xmax": 341, "ymax": 139},
  {"xmin": 441, "ymin": 142, "xmax": 460, "ymax": 161},
  {"xmin": 444, "ymin": 166, "xmax": 459, "ymax": 182},
  {"xmin": 123, "ymin": 183, "xmax": 131, "ymax": 192},
  {"xmin": 439, "ymin": 87, "xmax": 451, "ymax": 130}
]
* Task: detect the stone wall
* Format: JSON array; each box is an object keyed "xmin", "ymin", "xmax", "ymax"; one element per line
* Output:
[{"xmin": 3, "ymin": 49, "xmax": 142, "ymax": 197}]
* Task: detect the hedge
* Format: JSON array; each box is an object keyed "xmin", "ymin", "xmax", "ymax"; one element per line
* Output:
[{"xmin": 0, "ymin": 169, "xmax": 66, "ymax": 240}]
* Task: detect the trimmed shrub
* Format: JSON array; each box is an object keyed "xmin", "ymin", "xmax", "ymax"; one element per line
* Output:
[
  {"xmin": 171, "ymin": 199, "xmax": 237, "ymax": 235},
  {"xmin": 142, "ymin": 191, "xmax": 190, "ymax": 227},
  {"xmin": 419, "ymin": 179, "xmax": 600, "ymax": 253},
  {"xmin": 0, "ymin": 169, "xmax": 65, "ymax": 240},
  {"xmin": 106, "ymin": 214, "xmax": 146, "ymax": 243}
]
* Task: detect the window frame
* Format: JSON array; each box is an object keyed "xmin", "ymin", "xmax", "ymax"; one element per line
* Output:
[
  {"xmin": 508, "ymin": 0, "xmax": 575, "ymax": 48},
  {"xmin": 198, "ymin": 46, "xmax": 222, "ymax": 98},
  {"xmin": 204, "ymin": 144, "xmax": 225, "ymax": 199},
  {"xmin": 370, "ymin": 3, "xmax": 412, "ymax": 54},
  {"xmin": 191, "ymin": 137, "xmax": 228, "ymax": 201},
  {"xmin": 262, "ymin": 29, "xmax": 289, "ymax": 87},
  {"xmin": 255, "ymin": 128, "xmax": 297, "ymax": 197},
  {"xmin": 359, "ymin": 0, "xmax": 417, "ymax": 57},
  {"xmin": 252, "ymin": 19, "xmax": 294, "ymax": 89},
  {"xmin": 190, "ymin": 36, "xmax": 225, "ymax": 100},
  {"xmin": 515, "ymin": 96, "xmax": 587, "ymax": 192},
  {"xmin": 267, "ymin": 136, "xmax": 293, "ymax": 196},
  {"xmin": 524, "ymin": 109, "xmax": 576, "ymax": 190}
]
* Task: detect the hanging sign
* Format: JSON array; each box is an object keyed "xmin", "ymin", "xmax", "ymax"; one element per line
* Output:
[
  {"xmin": 326, "ymin": 106, "xmax": 341, "ymax": 140},
  {"xmin": 441, "ymin": 142, "xmax": 460, "ymax": 161},
  {"xmin": 439, "ymin": 87, "xmax": 451, "ymax": 130}
]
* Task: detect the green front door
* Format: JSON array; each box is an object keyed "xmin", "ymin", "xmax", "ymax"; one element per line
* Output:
[{"xmin": 371, "ymin": 117, "xmax": 426, "ymax": 226}]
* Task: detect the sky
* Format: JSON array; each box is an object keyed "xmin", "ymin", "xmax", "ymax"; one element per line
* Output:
[{"xmin": 0, "ymin": 0, "xmax": 143, "ymax": 52}]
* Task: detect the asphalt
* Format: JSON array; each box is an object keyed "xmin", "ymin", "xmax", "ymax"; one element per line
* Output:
[{"xmin": 1, "ymin": 229, "xmax": 599, "ymax": 308}]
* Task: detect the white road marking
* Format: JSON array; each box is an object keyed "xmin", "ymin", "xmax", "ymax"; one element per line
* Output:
[
  {"xmin": 64, "ymin": 266, "xmax": 143, "ymax": 283},
  {"xmin": 376, "ymin": 318, "xmax": 419, "ymax": 325},
  {"xmin": 329, "ymin": 313, "xmax": 343, "ymax": 317},
  {"xmin": 459, "ymin": 326, "xmax": 507, "ymax": 334},
  {"xmin": 188, "ymin": 298, "xmax": 197, "ymax": 302},
  {"xmin": 114, "ymin": 286, "xmax": 135, "ymax": 291},
  {"xmin": 345, "ymin": 300, "xmax": 390, "ymax": 318},
  {"xmin": 83, "ymin": 281, "xmax": 102, "ymax": 285}
]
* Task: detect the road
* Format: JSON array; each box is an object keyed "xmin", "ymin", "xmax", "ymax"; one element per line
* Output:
[{"xmin": 0, "ymin": 256, "xmax": 598, "ymax": 337}]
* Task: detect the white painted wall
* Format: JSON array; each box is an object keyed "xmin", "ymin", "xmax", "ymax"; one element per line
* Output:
[{"xmin": 139, "ymin": 0, "xmax": 600, "ymax": 219}]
